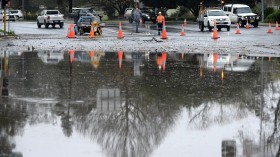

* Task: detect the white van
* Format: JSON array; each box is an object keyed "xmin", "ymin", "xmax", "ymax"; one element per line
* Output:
[{"xmin": 223, "ymin": 4, "xmax": 259, "ymax": 27}]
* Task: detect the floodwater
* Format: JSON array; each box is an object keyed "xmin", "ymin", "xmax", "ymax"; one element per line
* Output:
[{"xmin": 1, "ymin": 50, "xmax": 280, "ymax": 157}]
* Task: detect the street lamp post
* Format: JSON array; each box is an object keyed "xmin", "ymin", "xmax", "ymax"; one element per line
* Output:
[{"xmin": 261, "ymin": 0, "xmax": 264, "ymax": 22}]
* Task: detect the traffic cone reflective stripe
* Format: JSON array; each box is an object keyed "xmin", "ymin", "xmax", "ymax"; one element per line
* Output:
[
  {"xmin": 275, "ymin": 21, "xmax": 279, "ymax": 31},
  {"xmin": 157, "ymin": 56, "xmax": 163, "ymax": 70},
  {"xmin": 180, "ymin": 24, "xmax": 185, "ymax": 36},
  {"xmin": 235, "ymin": 23, "xmax": 241, "ymax": 34},
  {"xmin": 161, "ymin": 21, "xmax": 168, "ymax": 39},
  {"xmin": 184, "ymin": 19, "xmax": 187, "ymax": 26},
  {"xmin": 267, "ymin": 23, "xmax": 273, "ymax": 33},
  {"xmin": 118, "ymin": 22, "xmax": 124, "ymax": 39},
  {"xmin": 212, "ymin": 20, "xmax": 219, "ymax": 39}
]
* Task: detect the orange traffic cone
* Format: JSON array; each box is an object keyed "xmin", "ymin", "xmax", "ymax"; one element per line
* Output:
[
  {"xmin": 118, "ymin": 50, "xmax": 123, "ymax": 69},
  {"xmin": 275, "ymin": 21, "xmax": 279, "ymax": 31},
  {"xmin": 267, "ymin": 23, "xmax": 273, "ymax": 33},
  {"xmin": 161, "ymin": 21, "xmax": 168, "ymax": 39},
  {"xmin": 235, "ymin": 23, "xmax": 241, "ymax": 34},
  {"xmin": 118, "ymin": 22, "xmax": 124, "ymax": 39},
  {"xmin": 68, "ymin": 50, "xmax": 75, "ymax": 63},
  {"xmin": 180, "ymin": 24, "xmax": 185, "ymax": 36},
  {"xmin": 184, "ymin": 18, "xmax": 187, "ymax": 26},
  {"xmin": 67, "ymin": 24, "xmax": 75, "ymax": 38},
  {"xmin": 245, "ymin": 20, "xmax": 250, "ymax": 29},
  {"xmin": 212, "ymin": 20, "xmax": 219, "ymax": 39},
  {"xmin": 89, "ymin": 23, "xmax": 95, "ymax": 38}
]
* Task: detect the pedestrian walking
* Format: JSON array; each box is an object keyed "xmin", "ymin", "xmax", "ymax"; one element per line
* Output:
[
  {"xmin": 156, "ymin": 12, "xmax": 165, "ymax": 35},
  {"xmin": 131, "ymin": 7, "xmax": 142, "ymax": 33}
]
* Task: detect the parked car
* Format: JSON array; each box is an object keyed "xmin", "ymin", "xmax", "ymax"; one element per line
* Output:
[
  {"xmin": 10, "ymin": 10, "xmax": 24, "ymax": 20},
  {"xmin": 37, "ymin": 10, "xmax": 64, "ymax": 28},
  {"xmin": 124, "ymin": 7, "xmax": 156, "ymax": 24},
  {"xmin": 69, "ymin": 7, "xmax": 103, "ymax": 23},
  {"xmin": 74, "ymin": 15, "xmax": 102, "ymax": 35},
  {"xmin": 223, "ymin": 4, "xmax": 259, "ymax": 27},
  {"xmin": 0, "ymin": 9, "xmax": 16, "ymax": 21}
]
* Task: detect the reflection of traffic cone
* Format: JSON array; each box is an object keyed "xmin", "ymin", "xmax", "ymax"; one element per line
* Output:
[
  {"xmin": 213, "ymin": 52, "xmax": 218, "ymax": 72},
  {"xmin": 212, "ymin": 20, "xmax": 219, "ymax": 39},
  {"xmin": 118, "ymin": 22, "xmax": 124, "ymax": 39},
  {"xmin": 67, "ymin": 24, "xmax": 75, "ymax": 38},
  {"xmin": 89, "ymin": 50, "xmax": 94, "ymax": 58},
  {"xmin": 162, "ymin": 52, "xmax": 167, "ymax": 71},
  {"xmin": 157, "ymin": 56, "xmax": 163, "ymax": 70},
  {"xmin": 275, "ymin": 21, "xmax": 279, "ymax": 31},
  {"xmin": 68, "ymin": 50, "xmax": 75, "ymax": 63},
  {"xmin": 89, "ymin": 23, "xmax": 95, "ymax": 38},
  {"xmin": 184, "ymin": 18, "xmax": 187, "ymax": 26},
  {"xmin": 118, "ymin": 50, "xmax": 123, "ymax": 69},
  {"xmin": 267, "ymin": 23, "xmax": 273, "ymax": 33},
  {"xmin": 246, "ymin": 20, "xmax": 250, "ymax": 29},
  {"xmin": 161, "ymin": 21, "xmax": 168, "ymax": 39},
  {"xmin": 235, "ymin": 23, "xmax": 241, "ymax": 34},
  {"xmin": 180, "ymin": 24, "xmax": 185, "ymax": 36}
]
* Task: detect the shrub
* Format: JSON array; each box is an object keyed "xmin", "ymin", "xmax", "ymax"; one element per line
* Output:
[
  {"xmin": 264, "ymin": 7, "xmax": 275, "ymax": 19},
  {"xmin": 265, "ymin": 10, "xmax": 280, "ymax": 23}
]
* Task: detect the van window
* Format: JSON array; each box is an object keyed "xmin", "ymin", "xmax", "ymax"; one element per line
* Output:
[
  {"xmin": 223, "ymin": 7, "xmax": 227, "ymax": 11},
  {"xmin": 228, "ymin": 7, "xmax": 231, "ymax": 12}
]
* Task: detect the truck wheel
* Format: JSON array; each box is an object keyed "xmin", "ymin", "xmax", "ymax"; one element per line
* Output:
[
  {"xmin": 37, "ymin": 20, "xmax": 41, "ymax": 28},
  {"xmin": 227, "ymin": 26, "xmax": 230, "ymax": 31},
  {"xmin": 79, "ymin": 28, "xmax": 84, "ymax": 35},
  {"xmin": 253, "ymin": 21, "xmax": 258, "ymax": 27},
  {"xmin": 142, "ymin": 19, "xmax": 146, "ymax": 24},
  {"xmin": 44, "ymin": 21, "xmax": 49, "ymax": 28},
  {"xmin": 199, "ymin": 22, "xmax": 204, "ymax": 31},
  {"xmin": 59, "ymin": 23, "xmax": 64, "ymax": 28},
  {"xmin": 208, "ymin": 22, "xmax": 212, "ymax": 31},
  {"xmin": 52, "ymin": 24, "xmax": 55, "ymax": 28}
]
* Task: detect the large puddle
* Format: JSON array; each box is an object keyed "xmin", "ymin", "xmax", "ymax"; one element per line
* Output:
[{"xmin": 1, "ymin": 50, "xmax": 280, "ymax": 157}]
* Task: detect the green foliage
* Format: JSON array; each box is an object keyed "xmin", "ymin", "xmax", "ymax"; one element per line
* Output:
[
  {"xmin": 265, "ymin": 7, "xmax": 275, "ymax": 19},
  {"xmin": 265, "ymin": 10, "xmax": 280, "ymax": 23},
  {"xmin": 252, "ymin": 5, "xmax": 261, "ymax": 16},
  {"xmin": 24, "ymin": 12, "xmax": 38, "ymax": 21},
  {"xmin": 0, "ymin": 29, "xmax": 15, "ymax": 36}
]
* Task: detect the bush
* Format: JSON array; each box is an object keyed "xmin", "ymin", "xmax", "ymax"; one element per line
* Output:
[
  {"xmin": 24, "ymin": 12, "xmax": 38, "ymax": 21},
  {"xmin": 265, "ymin": 10, "xmax": 280, "ymax": 23},
  {"xmin": 265, "ymin": 7, "xmax": 275, "ymax": 19}
]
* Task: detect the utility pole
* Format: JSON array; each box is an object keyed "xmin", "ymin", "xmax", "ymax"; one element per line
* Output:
[
  {"xmin": 261, "ymin": 0, "xmax": 264, "ymax": 22},
  {"xmin": 69, "ymin": 0, "xmax": 72, "ymax": 13}
]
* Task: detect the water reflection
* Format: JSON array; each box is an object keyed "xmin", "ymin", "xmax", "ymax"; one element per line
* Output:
[{"xmin": 1, "ymin": 50, "xmax": 280, "ymax": 157}]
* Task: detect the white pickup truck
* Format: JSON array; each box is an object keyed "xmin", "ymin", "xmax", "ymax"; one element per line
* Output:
[
  {"xmin": 197, "ymin": 9, "xmax": 231, "ymax": 31},
  {"xmin": 37, "ymin": 10, "xmax": 64, "ymax": 28}
]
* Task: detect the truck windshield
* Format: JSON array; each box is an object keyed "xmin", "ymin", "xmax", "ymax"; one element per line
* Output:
[
  {"xmin": 236, "ymin": 7, "xmax": 252, "ymax": 13},
  {"xmin": 208, "ymin": 11, "xmax": 226, "ymax": 16},
  {"xmin": 47, "ymin": 11, "xmax": 59, "ymax": 15}
]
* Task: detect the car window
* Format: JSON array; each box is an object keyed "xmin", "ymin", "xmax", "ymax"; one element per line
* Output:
[
  {"xmin": 208, "ymin": 11, "xmax": 226, "ymax": 16},
  {"xmin": 236, "ymin": 7, "xmax": 252, "ymax": 13},
  {"xmin": 46, "ymin": 11, "xmax": 59, "ymax": 15},
  {"xmin": 10, "ymin": 11, "xmax": 18, "ymax": 14}
]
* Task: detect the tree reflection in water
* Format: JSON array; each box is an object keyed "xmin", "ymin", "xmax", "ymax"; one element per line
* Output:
[
  {"xmin": 74, "ymin": 92, "xmax": 181, "ymax": 157},
  {"xmin": 0, "ymin": 100, "xmax": 26, "ymax": 157}
]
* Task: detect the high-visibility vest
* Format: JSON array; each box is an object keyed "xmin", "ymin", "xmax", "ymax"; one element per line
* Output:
[{"xmin": 157, "ymin": 15, "xmax": 165, "ymax": 23}]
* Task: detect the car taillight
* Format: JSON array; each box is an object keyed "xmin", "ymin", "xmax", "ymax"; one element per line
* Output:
[{"xmin": 47, "ymin": 16, "xmax": 50, "ymax": 20}]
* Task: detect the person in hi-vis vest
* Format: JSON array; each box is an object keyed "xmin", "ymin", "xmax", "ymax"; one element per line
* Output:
[{"xmin": 156, "ymin": 12, "xmax": 165, "ymax": 35}]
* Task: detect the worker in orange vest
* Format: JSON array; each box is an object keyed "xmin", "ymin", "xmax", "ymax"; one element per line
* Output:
[{"xmin": 156, "ymin": 12, "xmax": 165, "ymax": 35}]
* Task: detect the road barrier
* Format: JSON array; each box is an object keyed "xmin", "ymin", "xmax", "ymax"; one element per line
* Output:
[
  {"xmin": 161, "ymin": 21, "xmax": 168, "ymax": 39},
  {"xmin": 117, "ymin": 22, "xmax": 124, "ymax": 39},
  {"xmin": 180, "ymin": 24, "xmax": 185, "ymax": 36},
  {"xmin": 235, "ymin": 23, "xmax": 241, "ymax": 34},
  {"xmin": 267, "ymin": 23, "xmax": 273, "ymax": 33},
  {"xmin": 212, "ymin": 20, "xmax": 219, "ymax": 39}
]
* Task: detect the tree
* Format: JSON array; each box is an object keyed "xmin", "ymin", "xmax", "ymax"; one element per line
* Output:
[
  {"xmin": 100, "ymin": 0, "xmax": 132, "ymax": 16},
  {"xmin": 141, "ymin": 0, "xmax": 178, "ymax": 9}
]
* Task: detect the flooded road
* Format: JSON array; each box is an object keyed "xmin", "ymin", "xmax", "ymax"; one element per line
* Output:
[{"xmin": 1, "ymin": 50, "xmax": 280, "ymax": 157}]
